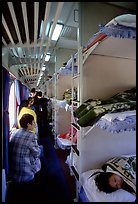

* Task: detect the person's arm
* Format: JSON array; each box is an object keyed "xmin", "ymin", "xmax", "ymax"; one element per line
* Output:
[{"xmin": 29, "ymin": 134, "xmax": 41, "ymax": 158}]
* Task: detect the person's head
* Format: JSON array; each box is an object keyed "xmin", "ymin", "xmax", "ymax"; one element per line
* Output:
[
  {"xmin": 31, "ymin": 88, "xmax": 35, "ymax": 93},
  {"xmin": 108, "ymin": 173, "xmax": 124, "ymax": 189},
  {"xmin": 37, "ymin": 91, "xmax": 42, "ymax": 98},
  {"xmin": 19, "ymin": 100, "xmax": 28, "ymax": 112},
  {"xmin": 19, "ymin": 114, "xmax": 36, "ymax": 131},
  {"xmin": 28, "ymin": 97, "xmax": 34, "ymax": 107},
  {"xmin": 30, "ymin": 88, "xmax": 36, "ymax": 97},
  {"xmin": 95, "ymin": 172, "xmax": 124, "ymax": 193}
]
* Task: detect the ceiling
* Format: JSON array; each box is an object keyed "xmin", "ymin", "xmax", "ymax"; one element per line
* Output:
[
  {"xmin": 2, "ymin": 2, "xmax": 78, "ymax": 88},
  {"xmin": 107, "ymin": 2, "xmax": 136, "ymax": 11},
  {"xmin": 2, "ymin": 2, "xmax": 136, "ymax": 90}
]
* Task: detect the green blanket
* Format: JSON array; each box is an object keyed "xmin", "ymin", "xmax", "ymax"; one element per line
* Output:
[{"xmin": 74, "ymin": 88, "xmax": 136, "ymax": 127}]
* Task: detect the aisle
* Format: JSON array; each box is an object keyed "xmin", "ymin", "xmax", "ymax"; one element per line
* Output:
[{"xmin": 39, "ymin": 135, "xmax": 74, "ymax": 202}]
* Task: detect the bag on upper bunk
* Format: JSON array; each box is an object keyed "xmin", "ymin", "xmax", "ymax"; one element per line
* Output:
[{"xmin": 102, "ymin": 155, "xmax": 136, "ymax": 194}]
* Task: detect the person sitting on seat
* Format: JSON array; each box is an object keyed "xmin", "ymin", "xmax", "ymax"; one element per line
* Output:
[{"xmin": 9, "ymin": 114, "xmax": 41, "ymax": 183}]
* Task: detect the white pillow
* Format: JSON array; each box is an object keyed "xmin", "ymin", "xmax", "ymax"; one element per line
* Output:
[
  {"xmin": 81, "ymin": 169, "xmax": 136, "ymax": 202},
  {"xmin": 106, "ymin": 14, "xmax": 136, "ymax": 28}
]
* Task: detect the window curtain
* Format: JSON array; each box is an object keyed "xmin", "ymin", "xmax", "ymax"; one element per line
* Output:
[
  {"xmin": 15, "ymin": 79, "xmax": 21, "ymax": 127},
  {"xmin": 9, "ymin": 81, "xmax": 16, "ymax": 130},
  {"xmin": 2, "ymin": 67, "xmax": 10, "ymax": 174},
  {"xmin": 20, "ymin": 83, "xmax": 30, "ymax": 101},
  {"xmin": 25, "ymin": 86, "xmax": 30, "ymax": 99}
]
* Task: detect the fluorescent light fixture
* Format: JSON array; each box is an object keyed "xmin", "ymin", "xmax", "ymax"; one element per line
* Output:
[
  {"xmin": 42, "ymin": 66, "xmax": 46, "ymax": 71},
  {"xmin": 45, "ymin": 54, "xmax": 50, "ymax": 62},
  {"xmin": 39, "ymin": 20, "xmax": 43, "ymax": 38},
  {"xmin": 40, "ymin": 72, "xmax": 43, "ymax": 77},
  {"xmin": 51, "ymin": 23, "xmax": 63, "ymax": 41}
]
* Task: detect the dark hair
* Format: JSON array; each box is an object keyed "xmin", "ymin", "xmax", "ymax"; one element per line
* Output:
[
  {"xmin": 37, "ymin": 91, "xmax": 42, "ymax": 97},
  {"xmin": 31, "ymin": 88, "xmax": 36, "ymax": 93},
  {"xmin": 95, "ymin": 172, "xmax": 117, "ymax": 193},
  {"xmin": 19, "ymin": 114, "xmax": 34, "ymax": 128},
  {"xmin": 19, "ymin": 100, "xmax": 29, "ymax": 112},
  {"xmin": 28, "ymin": 97, "xmax": 34, "ymax": 103}
]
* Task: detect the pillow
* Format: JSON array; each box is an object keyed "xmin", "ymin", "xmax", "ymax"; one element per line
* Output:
[
  {"xmin": 102, "ymin": 155, "xmax": 136, "ymax": 193},
  {"xmin": 106, "ymin": 14, "xmax": 136, "ymax": 28},
  {"xmin": 81, "ymin": 169, "xmax": 136, "ymax": 202}
]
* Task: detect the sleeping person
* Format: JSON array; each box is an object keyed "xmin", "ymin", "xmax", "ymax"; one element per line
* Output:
[
  {"xmin": 89, "ymin": 155, "xmax": 136, "ymax": 196},
  {"xmin": 94, "ymin": 171, "xmax": 135, "ymax": 194}
]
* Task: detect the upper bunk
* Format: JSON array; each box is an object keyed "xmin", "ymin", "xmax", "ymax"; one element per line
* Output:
[
  {"xmin": 81, "ymin": 14, "xmax": 136, "ymax": 101},
  {"xmin": 83, "ymin": 13, "xmax": 136, "ymax": 61}
]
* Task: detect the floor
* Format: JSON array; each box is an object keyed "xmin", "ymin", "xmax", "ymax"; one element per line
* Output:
[{"xmin": 56, "ymin": 148, "xmax": 76, "ymax": 200}]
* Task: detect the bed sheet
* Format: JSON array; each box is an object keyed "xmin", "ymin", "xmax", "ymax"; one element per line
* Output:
[{"xmin": 57, "ymin": 136, "xmax": 72, "ymax": 150}]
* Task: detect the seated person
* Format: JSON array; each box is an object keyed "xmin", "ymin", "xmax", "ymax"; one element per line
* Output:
[{"xmin": 9, "ymin": 114, "xmax": 41, "ymax": 183}]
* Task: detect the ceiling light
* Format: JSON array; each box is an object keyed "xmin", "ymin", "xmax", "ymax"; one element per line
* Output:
[
  {"xmin": 51, "ymin": 23, "xmax": 63, "ymax": 41},
  {"xmin": 40, "ymin": 72, "xmax": 43, "ymax": 77},
  {"xmin": 45, "ymin": 54, "xmax": 50, "ymax": 62},
  {"xmin": 39, "ymin": 20, "xmax": 43, "ymax": 38},
  {"xmin": 42, "ymin": 66, "xmax": 46, "ymax": 71}
]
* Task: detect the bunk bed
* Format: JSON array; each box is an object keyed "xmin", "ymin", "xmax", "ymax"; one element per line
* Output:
[
  {"xmin": 46, "ymin": 75, "xmax": 55, "ymax": 99},
  {"xmin": 54, "ymin": 65, "xmax": 78, "ymax": 149},
  {"xmin": 69, "ymin": 14, "xmax": 136, "ymax": 202}
]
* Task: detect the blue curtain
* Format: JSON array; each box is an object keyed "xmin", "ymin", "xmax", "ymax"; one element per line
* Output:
[
  {"xmin": 20, "ymin": 83, "xmax": 30, "ymax": 101},
  {"xmin": 2, "ymin": 67, "xmax": 10, "ymax": 175},
  {"xmin": 25, "ymin": 86, "xmax": 30, "ymax": 99}
]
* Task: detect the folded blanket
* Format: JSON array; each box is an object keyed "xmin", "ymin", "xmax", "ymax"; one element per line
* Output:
[
  {"xmin": 74, "ymin": 88, "xmax": 136, "ymax": 127},
  {"xmin": 77, "ymin": 101, "xmax": 136, "ymax": 127}
]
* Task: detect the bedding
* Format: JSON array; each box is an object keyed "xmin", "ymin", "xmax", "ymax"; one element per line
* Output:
[
  {"xmin": 65, "ymin": 54, "xmax": 77, "ymax": 70},
  {"xmin": 55, "ymin": 99, "xmax": 67, "ymax": 109},
  {"xmin": 105, "ymin": 14, "xmax": 136, "ymax": 28},
  {"xmin": 83, "ymin": 14, "xmax": 136, "ymax": 52},
  {"xmin": 81, "ymin": 169, "xmax": 136, "ymax": 202},
  {"xmin": 57, "ymin": 67, "xmax": 70, "ymax": 75},
  {"xmin": 57, "ymin": 127, "xmax": 77, "ymax": 149},
  {"xmin": 57, "ymin": 136, "xmax": 72, "ymax": 150},
  {"xmin": 96, "ymin": 111, "xmax": 136, "ymax": 133},
  {"xmin": 100, "ymin": 110, "xmax": 136, "ymax": 121},
  {"xmin": 74, "ymin": 88, "xmax": 136, "ymax": 127},
  {"xmin": 102, "ymin": 155, "xmax": 136, "ymax": 193},
  {"xmin": 57, "ymin": 64, "xmax": 78, "ymax": 75}
]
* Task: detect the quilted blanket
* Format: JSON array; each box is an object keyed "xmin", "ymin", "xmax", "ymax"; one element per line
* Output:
[{"xmin": 74, "ymin": 88, "xmax": 136, "ymax": 127}]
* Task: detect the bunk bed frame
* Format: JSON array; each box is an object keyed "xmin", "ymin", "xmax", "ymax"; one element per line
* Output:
[{"xmin": 70, "ymin": 14, "xmax": 136, "ymax": 201}]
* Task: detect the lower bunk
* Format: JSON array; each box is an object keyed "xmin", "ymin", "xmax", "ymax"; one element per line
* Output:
[
  {"xmin": 68, "ymin": 110, "xmax": 136, "ymax": 202},
  {"xmin": 79, "ymin": 154, "xmax": 136, "ymax": 202}
]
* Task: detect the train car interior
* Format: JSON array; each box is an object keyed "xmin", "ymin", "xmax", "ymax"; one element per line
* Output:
[{"xmin": 2, "ymin": 2, "xmax": 136, "ymax": 203}]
